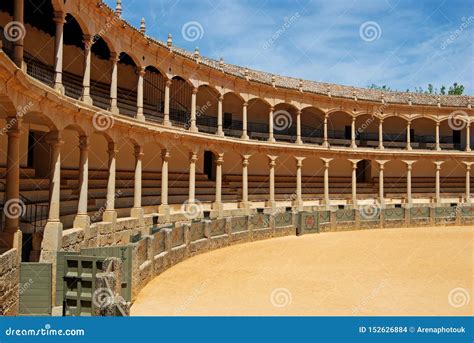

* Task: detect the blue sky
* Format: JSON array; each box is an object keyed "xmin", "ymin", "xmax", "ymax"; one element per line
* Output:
[{"xmin": 105, "ymin": 0, "xmax": 473, "ymax": 94}]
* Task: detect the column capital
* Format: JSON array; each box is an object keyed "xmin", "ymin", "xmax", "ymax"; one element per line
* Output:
[
  {"xmin": 433, "ymin": 161, "xmax": 444, "ymax": 169},
  {"xmin": 436, "ymin": 121, "xmax": 440, "ymax": 127},
  {"xmin": 5, "ymin": 116, "xmax": 22, "ymax": 136},
  {"xmin": 192, "ymin": 87, "xmax": 198, "ymax": 94},
  {"xmin": 267, "ymin": 155, "xmax": 278, "ymax": 166},
  {"xmin": 348, "ymin": 159, "xmax": 362, "ymax": 166},
  {"xmin": 269, "ymin": 107, "xmax": 275, "ymax": 112},
  {"xmin": 53, "ymin": 11, "xmax": 66, "ymax": 24},
  {"xmin": 242, "ymin": 154, "xmax": 251, "ymax": 165},
  {"xmin": 375, "ymin": 159, "xmax": 389, "ymax": 166},
  {"xmin": 462, "ymin": 161, "xmax": 473, "ymax": 169},
  {"xmin": 134, "ymin": 145, "xmax": 144, "ymax": 159},
  {"xmin": 189, "ymin": 151, "xmax": 198, "ymax": 162},
  {"xmin": 295, "ymin": 156, "xmax": 306, "ymax": 167},
  {"xmin": 165, "ymin": 78, "xmax": 172, "ymax": 87},
  {"xmin": 402, "ymin": 160, "xmax": 417, "ymax": 166},
  {"xmin": 243, "ymin": 102, "xmax": 248, "ymax": 107},
  {"xmin": 296, "ymin": 109, "xmax": 302, "ymax": 115},
  {"xmin": 320, "ymin": 157, "xmax": 333, "ymax": 166},
  {"xmin": 161, "ymin": 149, "xmax": 171, "ymax": 161},
  {"xmin": 110, "ymin": 52, "xmax": 120, "ymax": 62},
  {"xmin": 218, "ymin": 94, "xmax": 224, "ymax": 102},
  {"xmin": 78, "ymin": 135, "xmax": 90, "ymax": 150},
  {"xmin": 136, "ymin": 66, "xmax": 146, "ymax": 76}
]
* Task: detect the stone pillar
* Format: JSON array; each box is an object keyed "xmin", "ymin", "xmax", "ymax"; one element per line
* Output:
[
  {"xmin": 190, "ymin": 88, "xmax": 198, "ymax": 132},
  {"xmin": 322, "ymin": 114, "xmax": 329, "ymax": 148},
  {"xmin": 239, "ymin": 155, "xmax": 251, "ymax": 212},
  {"xmin": 376, "ymin": 160, "xmax": 389, "ymax": 208},
  {"xmin": 216, "ymin": 95, "xmax": 224, "ymax": 136},
  {"xmin": 293, "ymin": 157, "xmax": 305, "ymax": 211},
  {"xmin": 212, "ymin": 153, "xmax": 224, "ymax": 215},
  {"xmin": 12, "ymin": 0, "xmax": 24, "ymax": 69},
  {"xmin": 466, "ymin": 124, "xmax": 471, "ymax": 152},
  {"xmin": 378, "ymin": 119, "xmax": 384, "ymax": 149},
  {"xmin": 159, "ymin": 149, "xmax": 170, "ymax": 215},
  {"xmin": 435, "ymin": 122, "xmax": 441, "ymax": 151},
  {"xmin": 41, "ymin": 131, "xmax": 64, "ymax": 258},
  {"xmin": 241, "ymin": 102, "xmax": 249, "ymax": 140},
  {"xmin": 188, "ymin": 151, "xmax": 198, "ymax": 202},
  {"xmin": 131, "ymin": 145, "xmax": 144, "ymax": 221},
  {"xmin": 163, "ymin": 79, "xmax": 171, "ymax": 126},
  {"xmin": 321, "ymin": 158, "xmax": 333, "ymax": 208},
  {"xmin": 81, "ymin": 35, "xmax": 93, "ymax": 105},
  {"xmin": 266, "ymin": 155, "xmax": 278, "ymax": 210},
  {"xmin": 53, "ymin": 12, "xmax": 65, "ymax": 93},
  {"xmin": 296, "ymin": 110, "xmax": 302, "ymax": 144},
  {"xmin": 434, "ymin": 161, "xmax": 444, "ymax": 204},
  {"xmin": 406, "ymin": 121, "xmax": 412, "ymax": 150},
  {"xmin": 103, "ymin": 142, "xmax": 117, "ymax": 223},
  {"xmin": 463, "ymin": 162, "xmax": 472, "ymax": 204},
  {"xmin": 0, "ymin": 117, "xmax": 22, "ymax": 250},
  {"xmin": 350, "ymin": 116, "xmax": 357, "ymax": 148},
  {"xmin": 268, "ymin": 107, "xmax": 275, "ymax": 143},
  {"xmin": 402, "ymin": 160, "xmax": 416, "ymax": 208},
  {"xmin": 109, "ymin": 52, "xmax": 119, "ymax": 114},
  {"xmin": 73, "ymin": 136, "xmax": 90, "ymax": 229},
  {"xmin": 349, "ymin": 159, "xmax": 361, "ymax": 207},
  {"xmin": 136, "ymin": 67, "xmax": 146, "ymax": 121}
]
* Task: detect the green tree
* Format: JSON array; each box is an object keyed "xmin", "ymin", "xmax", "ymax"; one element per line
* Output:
[{"xmin": 447, "ymin": 83, "xmax": 464, "ymax": 95}]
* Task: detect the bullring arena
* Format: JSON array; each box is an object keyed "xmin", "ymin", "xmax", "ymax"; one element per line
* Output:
[{"xmin": 0, "ymin": 0, "xmax": 472, "ymax": 317}]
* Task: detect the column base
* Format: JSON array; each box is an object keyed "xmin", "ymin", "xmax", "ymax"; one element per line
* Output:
[
  {"xmin": 406, "ymin": 146, "xmax": 412, "ymax": 151},
  {"xmin": 239, "ymin": 201, "xmax": 252, "ymax": 214},
  {"xmin": 321, "ymin": 141, "xmax": 329, "ymax": 148},
  {"xmin": 265, "ymin": 200, "xmax": 276, "ymax": 212},
  {"xmin": 73, "ymin": 214, "xmax": 91, "ymax": 230},
  {"xmin": 131, "ymin": 207, "xmax": 145, "ymax": 225},
  {"xmin": 378, "ymin": 145, "xmax": 384, "ymax": 150},
  {"xmin": 103, "ymin": 209, "xmax": 117, "ymax": 225},
  {"xmin": 212, "ymin": 202, "xmax": 224, "ymax": 217},
  {"xmin": 110, "ymin": 105, "xmax": 119, "ymax": 114},
  {"xmin": 159, "ymin": 205, "xmax": 171, "ymax": 220},
  {"xmin": 268, "ymin": 137, "xmax": 276, "ymax": 143},
  {"xmin": 216, "ymin": 131, "xmax": 225, "ymax": 137},
  {"xmin": 41, "ymin": 220, "xmax": 63, "ymax": 252},
  {"xmin": 163, "ymin": 119, "xmax": 172, "ymax": 127},
  {"xmin": 136, "ymin": 113, "xmax": 146, "ymax": 122},
  {"xmin": 241, "ymin": 134, "xmax": 249, "ymax": 140},
  {"xmin": 350, "ymin": 143, "xmax": 357, "ymax": 149},
  {"xmin": 54, "ymin": 82, "xmax": 65, "ymax": 95},
  {"xmin": 190, "ymin": 125, "xmax": 199, "ymax": 133},
  {"xmin": 296, "ymin": 139, "xmax": 303, "ymax": 145},
  {"xmin": 292, "ymin": 199, "xmax": 304, "ymax": 212},
  {"xmin": 81, "ymin": 94, "xmax": 93, "ymax": 105}
]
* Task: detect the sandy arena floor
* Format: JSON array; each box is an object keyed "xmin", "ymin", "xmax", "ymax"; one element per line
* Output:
[{"xmin": 131, "ymin": 227, "xmax": 473, "ymax": 316}]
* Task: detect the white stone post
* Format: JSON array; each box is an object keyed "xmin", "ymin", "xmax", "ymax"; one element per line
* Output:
[
  {"xmin": 406, "ymin": 121, "xmax": 412, "ymax": 150},
  {"xmin": 349, "ymin": 159, "xmax": 361, "ymax": 207},
  {"xmin": 190, "ymin": 88, "xmax": 198, "ymax": 132},
  {"xmin": 241, "ymin": 102, "xmax": 249, "ymax": 140},
  {"xmin": 435, "ymin": 122, "xmax": 441, "ymax": 151},
  {"xmin": 81, "ymin": 35, "xmax": 93, "ymax": 105},
  {"xmin": 266, "ymin": 155, "xmax": 278, "ymax": 210},
  {"xmin": 109, "ymin": 52, "xmax": 119, "ymax": 114},
  {"xmin": 73, "ymin": 136, "xmax": 90, "ymax": 229},
  {"xmin": 350, "ymin": 116, "xmax": 357, "ymax": 148},
  {"xmin": 464, "ymin": 162, "xmax": 472, "ymax": 204},
  {"xmin": 434, "ymin": 161, "xmax": 444, "ymax": 205},
  {"xmin": 131, "ymin": 145, "xmax": 144, "ymax": 221},
  {"xmin": 239, "ymin": 155, "xmax": 251, "ymax": 212},
  {"xmin": 159, "ymin": 149, "xmax": 170, "ymax": 215},
  {"xmin": 296, "ymin": 110, "xmax": 302, "ymax": 144},
  {"xmin": 321, "ymin": 158, "xmax": 333, "ymax": 208},
  {"xmin": 188, "ymin": 152, "xmax": 198, "ymax": 202},
  {"xmin": 378, "ymin": 118, "xmax": 384, "ymax": 149},
  {"xmin": 376, "ymin": 160, "xmax": 389, "ymax": 209},
  {"xmin": 466, "ymin": 124, "xmax": 471, "ymax": 152},
  {"xmin": 217, "ymin": 95, "xmax": 224, "ymax": 136},
  {"xmin": 213, "ymin": 153, "xmax": 224, "ymax": 215},
  {"xmin": 163, "ymin": 79, "xmax": 171, "ymax": 126},
  {"xmin": 136, "ymin": 67, "xmax": 146, "ymax": 121},
  {"xmin": 293, "ymin": 157, "xmax": 305, "ymax": 211},
  {"xmin": 268, "ymin": 107, "xmax": 275, "ymax": 143},
  {"xmin": 53, "ymin": 12, "xmax": 65, "ymax": 93},
  {"xmin": 103, "ymin": 142, "xmax": 117, "ymax": 223},
  {"xmin": 402, "ymin": 160, "xmax": 416, "ymax": 208},
  {"xmin": 322, "ymin": 114, "xmax": 329, "ymax": 148}
]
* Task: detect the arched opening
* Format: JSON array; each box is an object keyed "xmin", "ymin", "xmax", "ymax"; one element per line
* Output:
[
  {"xmin": 117, "ymin": 52, "xmax": 138, "ymax": 117},
  {"xmin": 169, "ymin": 76, "xmax": 192, "ymax": 127},
  {"xmin": 247, "ymin": 98, "xmax": 270, "ymax": 140},
  {"xmin": 382, "ymin": 116, "xmax": 408, "ymax": 149},
  {"xmin": 301, "ymin": 107, "xmax": 325, "ymax": 144},
  {"xmin": 273, "ymin": 103, "xmax": 297, "ymax": 143},
  {"xmin": 222, "ymin": 92, "xmax": 244, "ymax": 137},
  {"xmin": 143, "ymin": 66, "xmax": 166, "ymax": 122},
  {"xmin": 62, "ymin": 14, "xmax": 86, "ymax": 99},
  {"xmin": 411, "ymin": 117, "xmax": 436, "ymax": 150},
  {"xmin": 327, "ymin": 111, "xmax": 352, "ymax": 147},
  {"xmin": 355, "ymin": 114, "xmax": 379, "ymax": 148},
  {"xmin": 89, "ymin": 37, "xmax": 112, "ymax": 110},
  {"xmin": 196, "ymin": 85, "xmax": 219, "ymax": 134},
  {"xmin": 439, "ymin": 118, "xmax": 466, "ymax": 151}
]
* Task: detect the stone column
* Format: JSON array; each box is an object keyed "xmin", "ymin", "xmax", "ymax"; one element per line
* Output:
[
  {"xmin": 81, "ymin": 35, "xmax": 93, "ymax": 105},
  {"xmin": 322, "ymin": 114, "xmax": 329, "ymax": 148},
  {"xmin": 136, "ymin": 67, "xmax": 146, "ymax": 121},
  {"xmin": 131, "ymin": 145, "xmax": 144, "ymax": 221},
  {"xmin": 190, "ymin": 87, "xmax": 198, "ymax": 132},
  {"xmin": 406, "ymin": 121, "xmax": 412, "ymax": 150},
  {"xmin": 466, "ymin": 124, "xmax": 471, "ymax": 152},
  {"xmin": 12, "ymin": 0, "xmax": 24, "ymax": 69},
  {"xmin": 159, "ymin": 149, "xmax": 170, "ymax": 215},
  {"xmin": 73, "ymin": 136, "xmax": 90, "ymax": 229},
  {"xmin": 53, "ymin": 12, "xmax": 65, "ymax": 93},
  {"xmin": 163, "ymin": 79, "xmax": 171, "ymax": 126},
  {"xmin": 103, "ymin": 142, "xmax": 118, "ymax": 223},
  {"xmin": 188, "ymin": 151, "xmax": 198, "ymax": 202},
  {"xmin": 376, "ymin": 160, "xmax": 389, "ymax": 208},
  {"xmin": 349, "ymin": 159, "xmax": 361, "ymax": 207},
  {"xmin": 378, "ymin": 118, "xmax": 384, "ymax": 149},
  {"xmin": 435, "ymin": 122, "xmax": 441, "ymax": 151},
  {"xmin": 0, "ymin": 117, "xmax": 22, "ymax": 250},
  {"xmin": 350, "ymin": 116, "xmax": 357, "ymax": 148},
  {"xmin": 109, "ymin": 52, "xmax": 119, "ymax": 114},
  {"xmin": 216, "ymin": 95, "xmax": 224, "ymax": 136},
  {"xmin": 41, "ymin": 131, "xmax": 64, "ymax": 259},
  {"xmin": 268, "ymin": 107, "xmax": 275, "ymax": 143},
  {"xmin": 241, "ymin": 102, "xmax": 249, "ymax": 140},
  {"xmin": 239, "ymin": 154, "xmax": 251, "ymax": 212},
  {"xmin": 321, "ymin": 158, "xmax": 333, "ymax": 208},
  {"xmin": 212, "ymin": 153, "xmax": 224, "ymax": 215},
  {"xmin": 266, "ymin": 155, "xmax": 278, "ymax": 210},
  {"xmin": 293, "ymin": 157, "xmax": 305, "ymax": 211},
  {"xmin": 434, "ymin": 161, "xmax": 444, "ymax": 204},
  {"xmin": 296, "ymin": 110, "xmax": 302, "ymax": 144},
  {"xmin": 402, "ymin": 160, "xmax": 416, "ymax": 208},
  {"xmin": 463, "ymin": 162, "xmax": 472, "ymax": 204}
]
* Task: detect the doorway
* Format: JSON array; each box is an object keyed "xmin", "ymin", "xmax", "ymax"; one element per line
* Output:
[{"xmin": 204, "ymin": 151, "xmax": 215, "ymax": 181}]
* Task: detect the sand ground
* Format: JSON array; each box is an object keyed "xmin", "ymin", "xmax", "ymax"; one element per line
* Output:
[{"xmin": 131, "ymin": 227, "xmax": 473, "ymax": 316}]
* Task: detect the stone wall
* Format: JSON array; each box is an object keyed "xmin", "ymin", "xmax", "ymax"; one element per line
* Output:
[{"xmin": 0, "ymin": 248, "xmax": 20, "ymax": 316}]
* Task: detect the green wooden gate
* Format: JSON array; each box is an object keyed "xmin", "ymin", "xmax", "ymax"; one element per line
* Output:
[{"xmin": 19, "ymin": 262, "xmax": 52, "ymax": 316}]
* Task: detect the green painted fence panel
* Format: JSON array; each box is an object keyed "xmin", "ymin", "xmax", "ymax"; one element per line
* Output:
[
  {"xmin": 190, "ymin": 220, "xmax": 206, "ymax": 241},
  {"xmin": 298, "ymin": 212, "xmax": 319, "ymax": 235},
  {"xmin": 318, "ymin": 211, "xmax": 331, "ymax": 224},
  {"xmin": 19, "ymin": 262, "xmax": 52, "ymax": 315},
  {"xmin": 384, "ymin": 208, "xmax": 405, "ymax": 221},
  {"xmin": 274, "ymin": 212, "xmax": 293, "ymax": 227},
  {"xmin": 461, "ymin": 207, "xmax": 474, "ymax": 217},
  {"xmin": 231, "ymin": 216, "xmax": 248, "ymax": 233},
  {"xmin": 410, "ymin": 207, "xmax": 430, "ymax": 219},
  {"xmin": 251, "ymin": 213, "xmax": 270, "ymax": 229},
  {"xmin": 210, "ymin": 218, "xmax": 226, "ymax": 237},
  {"xmin": 434, "ymin": 207, "xmax": 456, "ymax": 218},
  {"xmin": 336, "ymin": 209, "xmax": 355, "ymax": 222}
]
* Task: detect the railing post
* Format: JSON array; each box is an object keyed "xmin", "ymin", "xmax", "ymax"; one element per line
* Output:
[
  {"xmin": 81, "ymin": 35, "xmax": 93, "ymax": 105},
  {"xmin": 163, "ymin": 79, "xmax": 171, "ymax": 127},
  {"xmin": 53, "ymin": 11, "xmax": 65, "ymax": 94},
  {"xmin": 109, "ymin": 52, "xmax": 119, "ymax": 114},
  {"xmin": 241, "ymin": 102, "xmax": 249, "ymax": 140}
]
